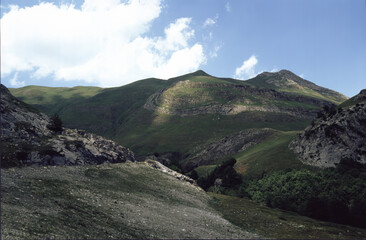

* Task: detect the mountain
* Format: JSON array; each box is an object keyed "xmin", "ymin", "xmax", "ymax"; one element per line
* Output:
[
  {"xmin": 3, "ymin": 79, "xmax": 366, "ymax": 239},
  {"xmin": 1, "ymin": 83, "xmax": 261, "ymax": 239},
  {"xmin": 290, "ymin": 89, "xmax": 366, "ymax": 167},
  {"xmin": 1, "ymin": 84, "xmax": 134, "ymax": 167},
  {"xmin": 10, "ymin": 70, "xmax": 346, "ymax": 159},
  {"xmin": 246, "ymin": 70, "xmax": 347, "ymax": 104}
]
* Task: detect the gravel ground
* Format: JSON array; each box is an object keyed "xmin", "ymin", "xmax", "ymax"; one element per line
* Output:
[{"xmin": 1, "ymin": 162, "xmax": 259, "ymax": 239}]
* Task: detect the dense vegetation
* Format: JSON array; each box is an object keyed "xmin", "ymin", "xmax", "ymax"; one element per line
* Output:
[
  {"xmin": 47, "ymin": 114, "xmax": 63, "ymax": 133},
  {"xmin": 197, "ymin": 158, "xmax": 366, "ymax": 228}
]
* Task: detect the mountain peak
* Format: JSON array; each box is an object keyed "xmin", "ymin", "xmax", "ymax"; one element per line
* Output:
[
  {"xmin": 246, "ymin": 70, "xmax": 348, "ymax": 104},
  {"xmin": 258, "ymin": 69, "xmax": 299, "ymax": 78},
  {"xmin": 191, "ymin": 69, "xmax": 210, "ymax": 77}
]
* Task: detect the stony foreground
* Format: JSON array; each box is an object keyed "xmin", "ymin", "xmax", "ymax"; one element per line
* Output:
[{"xmin": 1, "ymin": 162, "xmax": 259, "ymax": 239}]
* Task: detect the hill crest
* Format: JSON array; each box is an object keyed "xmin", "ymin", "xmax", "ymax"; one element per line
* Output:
[{"xmin": 246, "ymin": 70, "xmax": 348, "ymax": 104}]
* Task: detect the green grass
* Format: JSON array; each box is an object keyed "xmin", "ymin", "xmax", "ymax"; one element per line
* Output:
[
  {"xmin": 117, "ymin": 110, "xmax": 311, "ymax": 155},
  {"xmin": 233, "ymin": 131, "xmax": 311, "ymax": 178},
  {"xmin": 209, "ymin": 193, "xmax": 366, "ymax": 239},
  {"xmin": 245, "ymin": 74, "xmax": 347, "ymax": 104},
  {"xmin": 10, "ymin": 85, "xmax": 102, "ymax": 115}
]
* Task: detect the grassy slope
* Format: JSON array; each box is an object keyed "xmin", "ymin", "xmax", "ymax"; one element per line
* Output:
[
  {"xmin": 233, "ymin": 131, "xmax": 310, "ymax": 178},
  {"xmin": 10, "ymin": 73, "xmax": 312, "ymax": 155},
  {"xmin": 59, "ymin": 78, "xmax": 169, "ymax": 138},
  {"xmin": 193, "ymin": 130, "xmax": 310, "ymax": 179},
  {"xmin": 1, "ymin": 163, "xmax": 256, "ymax": 239},
  {"xmin": 11, "ymin": 71, "xmax": 334, "ymax": 156},
  {"xmin": 245, "ymin": 74, "xmax": 347, "ymax": 104},
  {"xmin": 117, "ymin": 111, "xmax": 311, "ymax": 155},
  {"xmin": 10, "ymin": 85, "xmax": 102, "ymax": 115},
  {"xmin": 209, "ymin": 193, "xmax": 366, "ymax": 239}
]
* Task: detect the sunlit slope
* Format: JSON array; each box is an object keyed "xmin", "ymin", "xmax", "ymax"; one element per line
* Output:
[
  {"xmin": 10, "ymin": 85, "xmax": 102, "ymax": 115},
  {"xmin": 233, "ymin": 131, "xmax": 309, "ymax": 178}
]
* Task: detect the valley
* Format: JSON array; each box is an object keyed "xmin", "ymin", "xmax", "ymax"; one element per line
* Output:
[{"xmin": 3, "ymin": 69, "xmax": 366, "ymax": 239}]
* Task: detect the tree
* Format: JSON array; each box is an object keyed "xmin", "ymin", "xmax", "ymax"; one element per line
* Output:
[{"xmin": 47, "ymin": 114, "xmax": 63, "ymax": 133}]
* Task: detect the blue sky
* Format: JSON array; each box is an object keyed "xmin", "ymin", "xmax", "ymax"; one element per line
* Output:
[{"xmin": 1, "ymin": 0, "xmax": 365, "ymax": 97}]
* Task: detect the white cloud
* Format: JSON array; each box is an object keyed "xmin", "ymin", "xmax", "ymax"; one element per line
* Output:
[
  {"xmin": 1, "ymin": 0, "xmax": 206, "ymax": 87},
  {"xmin": 234, "ymin": 55, "xmax": 258, "ymax": 80},
  {"xmin": 225, "ymin": 2, "xmax": 231, "ymax": 12},
  {"xmin": 203, "ymin": 17, "xmax": 216, "ymax": 28},
  {"xmin": 300, "ymin": 73, "xmax": 305, "ymax": 78},
  {"xmin": 210, "ymin": 45, "xmax": 221, "ymax": 58},
  {"xmin": 9, "ymin": 72, "xmax": 25, "ymax": 87},
  {"xmin": 270, "ymin": 68, "xmax": 278, "ymax": 72}
]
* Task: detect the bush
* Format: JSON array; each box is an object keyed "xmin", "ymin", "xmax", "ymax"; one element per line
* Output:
[{"xmin": 47, "ymin": 114, "xmax": 63, "ymax": 133}]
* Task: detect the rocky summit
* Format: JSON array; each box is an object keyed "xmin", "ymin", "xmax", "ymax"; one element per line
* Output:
[
  {"xmin": 290, "ymin": 89, "xmax": 366, "ymax": 167},
  {"xmin": 1, "ymin": 84, "xmax": 135, "ymax": 167}
]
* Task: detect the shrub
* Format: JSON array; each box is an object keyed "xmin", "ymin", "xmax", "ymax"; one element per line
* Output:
[{"xmin": 47, "ymin": 114, "xmax": 63, "ymax": 133}]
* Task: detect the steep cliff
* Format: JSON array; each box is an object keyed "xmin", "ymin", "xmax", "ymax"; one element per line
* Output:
[{"xmin": 290, "ymin": 89, "xmax": 366, "ymax": 167}]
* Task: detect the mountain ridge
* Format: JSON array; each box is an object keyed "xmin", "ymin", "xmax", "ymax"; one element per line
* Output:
[
  {"xmin": 246, "ymin": 69, "xmax": 347, "ymax": 104},
  {"xmin": 9, "ymin": 70, "xmax": 346, "ymax": 156}
]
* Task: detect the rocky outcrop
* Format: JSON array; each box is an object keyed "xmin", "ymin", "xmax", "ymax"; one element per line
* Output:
[
  {"xmin": 144, "ymin": 80, "xmax": 334, "ymax": 118},
  {"xmin": 145, "ymin": 159, "xmax": 197, "ymax": 186},
  {"xmin": 289, "ymin": 89, "xmax": 366, "ymax": 167},
  {"xmin": 183, "ymin": 128, "xmax": 276, "ymax": 172},
  {"xmin": 1, "ymin": 84, "xmax": 135, "ymax": 167}
]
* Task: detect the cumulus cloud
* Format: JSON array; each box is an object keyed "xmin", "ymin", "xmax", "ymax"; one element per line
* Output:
[
  {"xmin": 9, "ymin": 72, "xmax": 25, "ymax": 87},
  {"xmin": 234, "ymin": 55, "xmax": 258, "ymax": 80},
  {"xmin": 1, "ymin": 0, "xmax": 206, "ymax": 87},
  {"xmin": 225, "ymin": 2, "xmax": 231, "ymax": 12}
]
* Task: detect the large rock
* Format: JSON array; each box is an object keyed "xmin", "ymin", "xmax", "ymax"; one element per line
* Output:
[{"xmin": 289, "ymin": 89, "xmax": 366, "ymax": 167}]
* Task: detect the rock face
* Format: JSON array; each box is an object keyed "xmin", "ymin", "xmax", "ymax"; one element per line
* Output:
[
  {"xmin": 289, "ymin": 89, "xmax": 366, "ymax": 167},
  {"xmin": 1, "ymin": 84, "xmax": 135, "ymax": 167},
  {"xmin": 144, "ymin": 75, "xmax": 336, "ymax": 118},
  {"xmin": 183, "ymin": 128, "xmax": 276, "ymax": 172}
]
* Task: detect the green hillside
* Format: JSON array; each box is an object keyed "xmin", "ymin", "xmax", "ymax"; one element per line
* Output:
[
  {"xmin": 10, "ymin": 85, "xmax": 102, "ymax": 115},
  {"xmin": 245, "ymin": 70, "xmax": 348, "ymax": 104},
  {"xmin": 233, "ymin": 131, "xmax": 310, "ymax": 178},
  {"xmin": 10, "ymin": 70, "xmax": 342, "ymax": 156},
  {"xmin": 192, "ymin": 130, "xmax": 311, "ymax": 179}
]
